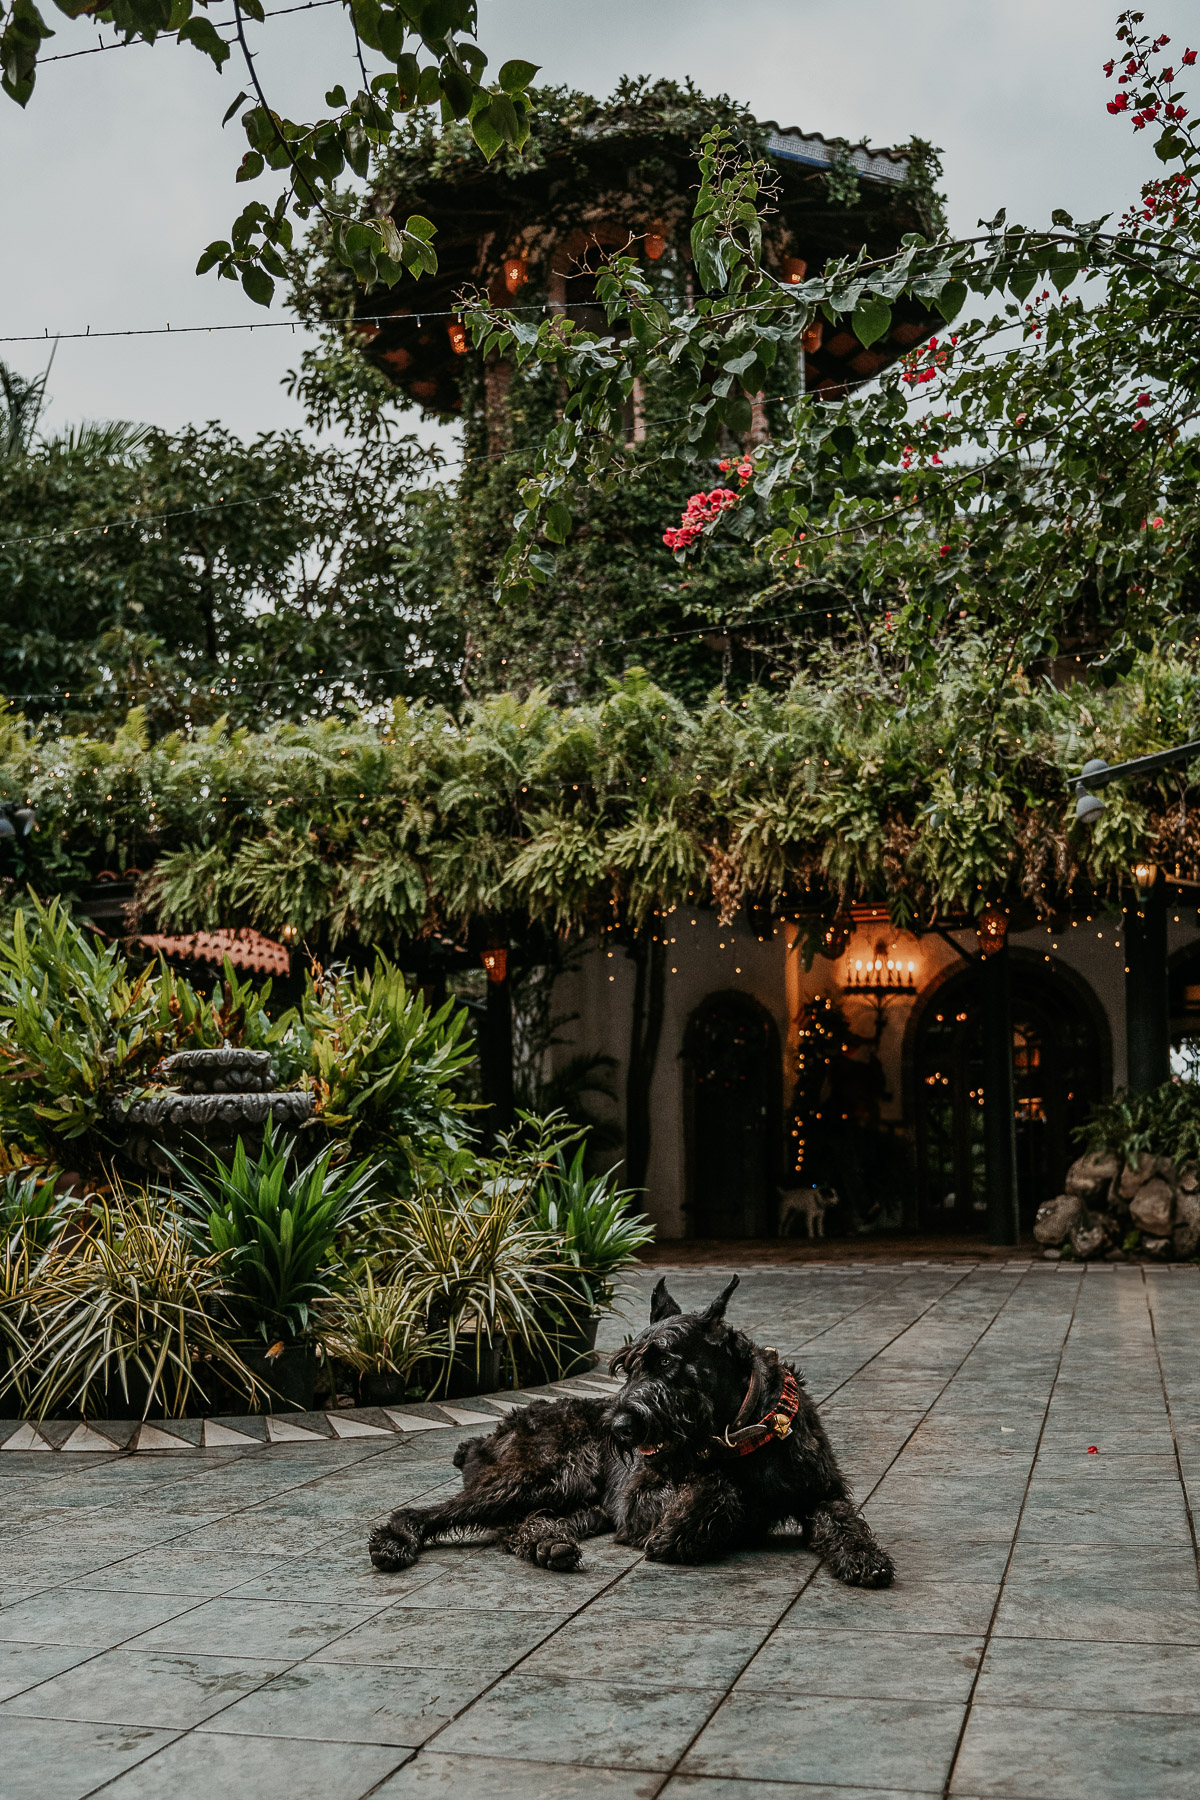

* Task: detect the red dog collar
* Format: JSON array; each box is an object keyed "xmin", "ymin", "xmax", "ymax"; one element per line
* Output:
[{"xmin": 713, "ymin": 1368, "xmax": 801, "ymax": 1457}]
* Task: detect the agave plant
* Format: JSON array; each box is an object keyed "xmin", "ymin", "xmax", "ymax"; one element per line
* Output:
[
  {"xmin": 14, "ymin": 1186, "xmax": 265, "ymax": 1420},
  {"xmin": 176, "ymin": 1124, "xmax": 376, "ymax": 1341}
]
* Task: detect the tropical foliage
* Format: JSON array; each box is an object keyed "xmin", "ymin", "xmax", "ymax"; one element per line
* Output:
[
  {"xmin": 465, "ymin": 16, "xmax": 1200, "ymax": 715},
  {"xmin": 5, "ymin": 645, "xmax": 1198, "ymax": 949},
  {"xmin": 0, "ymin": 896, "xmax": 475, "ymax": 1188},
  {"xmin": 1077, "ymin": 1079, "xmax": 1200, "ymax": 1170},
  {"xmin": 0, "ymin": 403, "xmax": 456, "ymax": 732}
]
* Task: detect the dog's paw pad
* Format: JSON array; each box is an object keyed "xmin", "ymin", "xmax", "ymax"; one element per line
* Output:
[{"xmin": 536, "ymin": 1538, "xmax": 581, "ymax": 1571}]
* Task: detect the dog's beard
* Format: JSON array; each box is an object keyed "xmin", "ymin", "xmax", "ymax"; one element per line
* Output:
[{"xmin": 607, "ymin": 1380, "xmax": 713, "ymax": 1459}]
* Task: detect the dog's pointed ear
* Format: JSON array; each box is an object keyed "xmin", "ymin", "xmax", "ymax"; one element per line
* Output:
[
  {"xmin": 650, "ymin": 1277, "xmax": 682, "ymax": 1321},
  {"xmin": 699, "ymin": 1273, "xmax": 740, "ymax": 1328}
]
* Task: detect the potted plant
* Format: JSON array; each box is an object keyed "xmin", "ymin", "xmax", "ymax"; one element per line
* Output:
[
  {"xmin": 175, "ymin": 1124, "xmax": 375, "ymax": 1410},
  {"xmin": 529, "ymin": 1144, "xmax": 654, "ymax": 1377}
]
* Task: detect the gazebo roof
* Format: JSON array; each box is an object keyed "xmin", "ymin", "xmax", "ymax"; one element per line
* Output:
[{"xmin": 338, "ymin": 85, "xmax": 945, "ymax": 416}]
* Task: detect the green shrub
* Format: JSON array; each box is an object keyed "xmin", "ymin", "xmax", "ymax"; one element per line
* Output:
[
  {"xmin": 177, "ymin": 1125, "xmax": 376, "ymax": 1341},
  {"xmin": 532, "ymin": 1141, "xmax": 654, "ymax": 1311},
  {"xmin": 303, "ymin": 954, "xmax": 477, "ymax": 1182},
  {"xmin": 9, "ymin": 1185, "xmax": 265, "ymax": 1420},
  {"xmin": 1075, "ymin": 1080, "xmax": 1200, "ymax": 1169}
]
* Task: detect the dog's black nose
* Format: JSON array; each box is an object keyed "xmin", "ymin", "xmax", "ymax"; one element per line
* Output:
[{"xmin": 607, "ymin": 1407, "xmax": 638, "ymax": 1438}]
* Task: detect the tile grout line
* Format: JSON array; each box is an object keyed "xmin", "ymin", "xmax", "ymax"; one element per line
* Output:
[
  {"xmin": 939, "ymin": 1263, "xmax": 1086, "ymax": 1800},
  {"xmin": 659, "ymin": 1263, "xmax": 1029, "ymax": 1791},
  {"xmin": 1141, "ymin": 1266, "xmax": 1200, "ymax": 1582}
]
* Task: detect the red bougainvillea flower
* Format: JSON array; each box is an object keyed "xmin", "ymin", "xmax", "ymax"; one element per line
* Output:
[
  {"xmin": 1108, "ymin": 93, "xmax": 1130, "ymax": 112},
  {"xmin": 1132, "ymin": 417, "xmax": 1148, "ymax": 432},
  {"xmin": 1135, "ymin": 392, "xmax": 1152, "ymax": 407},
  {"xmin": 1183, "ymin": 48, "xmax": 1197, "ymax": 65},
  {"xmin": 1087, "ymin": 1446, "xmax": 1098, "ymax": 1455},
  {"xmin": 1103, "ymin": 57, "xmax": 1115, "ymax": 76},
  {"xmin": 939, "ymin": 544, "xmax": 951, "ymax": 558},
  {"xmin": 1161, "ymin": 67, "xmax": 1174, "ymax": 83},
  {"xmin": 1152, "ymin": 516, "xmax": 1165, "ymax": 529}
]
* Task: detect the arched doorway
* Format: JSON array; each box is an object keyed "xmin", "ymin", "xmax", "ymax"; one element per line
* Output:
[
  {"xmin": 683, "ymin": 992, "xmax": 781, "ymax": 1238},
  {"xmin": 911, "ymin": 958, "xmax": 1107, "ymax": 1234}
]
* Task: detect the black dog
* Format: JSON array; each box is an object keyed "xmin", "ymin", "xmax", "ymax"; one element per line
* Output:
[{"xmin": 368, "ymin": 1274, "xmax": 893, "ymax": 1586}]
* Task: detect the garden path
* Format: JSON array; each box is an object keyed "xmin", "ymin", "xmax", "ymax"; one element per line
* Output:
[{"xmin": 2, "ymin": 1260, "xmax": 1199, "ymax": 1799}]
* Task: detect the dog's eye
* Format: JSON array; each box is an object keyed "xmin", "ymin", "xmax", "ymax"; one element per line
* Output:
[{"xmin": 657, "ymin": 1351, "xmax": 678, "ymax": 1372}]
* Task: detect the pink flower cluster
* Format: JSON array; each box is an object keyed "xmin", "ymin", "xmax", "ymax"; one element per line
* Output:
[
  {"xmin": 718, "ymin": 457, "xmax": 755, "ymax": 486},
  {"xmin": 663, "ymin": 487, "xmax": 739, "ymax": 551}
]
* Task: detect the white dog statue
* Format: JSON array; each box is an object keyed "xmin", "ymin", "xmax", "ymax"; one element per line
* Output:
[{"xmin": 778, "ymin": 1185, "xmax": 839, "ymax": 1239}]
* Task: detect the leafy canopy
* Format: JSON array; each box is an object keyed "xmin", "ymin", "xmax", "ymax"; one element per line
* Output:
[{"xmin": 1, "ymin": 0, "xmax": 539, "ymax": 306}]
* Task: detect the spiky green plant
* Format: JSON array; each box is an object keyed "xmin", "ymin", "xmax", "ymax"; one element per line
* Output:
[
  {"xmin": 388, "ymin": 1171, "xmax": 571, "ymax": 1394},
  {"xmin": 319, "ymin": 1265, "xmax": 431, "ymax": 1379},
  {"xmin": 13, "ymin": 1186, "xmax": 264, "ymax": 1420},
  {"xmin": 177, "ymin": 1125, "xmax": 376, "ymax": 1340},
  {"xmin": 532, "ymin": 1143, "xmax": 653, "ymax": 1311}
]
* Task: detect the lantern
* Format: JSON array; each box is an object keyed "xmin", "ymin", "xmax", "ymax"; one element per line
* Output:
[
  {"xmin": 481, "ymin": 947, "xmax": 508, "ymax": 983},
  {"xmin": 820, "ymin": 916, "xmax": 851, "ymax": 959},
  {"xmin": 279, "ymin": 924, "xmax": 300, "ymax": 946},
  {"xmin": 801, "ymin": 319, "xmax": 824, "ymax": 355},
  {"xmin": 644, "ymin": 220, "xmax": 668, "ymax": 261},
  {"xmin": 447, "ymin": 321, "xmax": 468, "ymax": 355},
  {"xmin": 1132, "ymin": 860, "xmax": 1159, "ymax": 899},
  {"xmin": 977, "ymin": 905, "xmax": 1008, "ymax": 958},
  {"xmin": 781, "ymin": 256, "xmax": 807, "ymax": 284},
  {"xmin": 503, "ymin": 254, "xmax": 528, "ymax": 295}
]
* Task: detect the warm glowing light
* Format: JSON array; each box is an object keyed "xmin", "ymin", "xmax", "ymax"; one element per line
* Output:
[
  {"xmin": 448, "ymin": 321, "xmax": 468, "ymax": 354},
  {"xmin": 782, "ymin": 256, "xmax": 807, "ymax": 284},
  {"xmin": 503, "ymin": 255, "xmax": 528, "ymax": 295},
  {"xmin": 279, "ymin": 924, "xmax": 300, "ymax": 946},
  {"xmin": 977, "ymin": 905, "xmax": 1008, "ymax": 958},
  {"xmin": 1132, "ymin": 860, "xmax": 1159, "ymax": 893},
  {"xmin": 481, "ymin": 947, "xmax": 508, "ymax": 983},
  {"xmin": 644, "ymin": 220, "xmax": 668, "ymax": 260},
  {"xmin": 801, "ymin": 319, "xmax": 824, "ymax": 354}
]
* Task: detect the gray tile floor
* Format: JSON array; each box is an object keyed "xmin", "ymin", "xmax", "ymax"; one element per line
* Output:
[{"xmin": 3, "ymin": 1261, "xmax": 1200, "ymax": 1799}]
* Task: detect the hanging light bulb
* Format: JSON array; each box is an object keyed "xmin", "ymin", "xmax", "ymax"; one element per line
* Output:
[
  {"xmin": 644, "ymin": 220, "xmax": 668, "ymax": 260},
  {"xmin": 447, "ymin": 321, "xmax": 468, "ymax": 354},
  {"xmin": 977, "ymin": 905, "xmax": 1008, "ymax": 958},
  {"xmin": 481, "ymin": 948, "xmax": 508, "ymax": 982},
  {"xmin": 503, "ymin": 254, "xmax": 528, "ymax": 295}
]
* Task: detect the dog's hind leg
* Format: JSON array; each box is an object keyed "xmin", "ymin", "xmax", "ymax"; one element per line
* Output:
[
  {"xmin": 368, "ymin": 1478, "xmax": 561, "ymax": 1573},
  {"xmin": 807, "ymin": 1499, "xmax": 894, "ymax": 1588}
]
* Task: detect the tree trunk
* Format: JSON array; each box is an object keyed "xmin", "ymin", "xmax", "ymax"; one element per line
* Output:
[{"xmin": 625, "ymin": 925, "xmax": 666, "ymax": 1191}]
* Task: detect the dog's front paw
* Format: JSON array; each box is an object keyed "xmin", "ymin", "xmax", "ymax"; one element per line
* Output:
[
  {"xmin": 368, "ymin": 1517, "xmax": 420, "ymax": 1572},
  {"xmin": 833, "ymin": 1544, "xmax": 894, "ymax": 1588},
  {"xmin": 534, "ymin": 1536, "xmax": 582, "ymax": 1572}
]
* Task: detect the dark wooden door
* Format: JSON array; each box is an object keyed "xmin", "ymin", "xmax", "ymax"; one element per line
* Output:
[
  {"xmin": 685, "ymin": 992, "xmax": 780, "ymax": 1238},
  {"xmin": 915, "ymin": 967, "xmax": 1102, "ymax": 1234}
]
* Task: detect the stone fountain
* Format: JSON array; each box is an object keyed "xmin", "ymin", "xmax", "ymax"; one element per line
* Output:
[{"xmin": 118, "ymin": 1045, "xmax": 314, "ymax": 1171}]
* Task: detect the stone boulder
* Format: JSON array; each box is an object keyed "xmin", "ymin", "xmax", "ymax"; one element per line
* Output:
[
  {"xmin": 1180, "ymin": 1164, "xmax": 1199, "ymax": 1195},
  {"xmin": 1119, "ymin": 1153, "xmax": 1158, "ymax": 1200},
  {"xmin": 1143, "ymin": 1235, "xmax": 1173, "ymax": 1260},
  {"xmin": 1173, "ymin": 1192, "xmax": 1200, "ymax": 1260},
  {"xmin": 1033, "ymin": 1193, "xmax": 1084, "ymax": 1247},
  {"xmin": 1130, "ymin": 1177, "xmax": 1175, "ymax": 1238},
  {"xmin": 1065, "ymin": 1152, "xmax": 1120, "ymax": 1199},
  {"xmin": 1070, "ymin": 1217, "xmax": 1112, "ymax": 1260}
]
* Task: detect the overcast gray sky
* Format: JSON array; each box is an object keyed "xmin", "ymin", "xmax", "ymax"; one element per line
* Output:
[{"xmin": 2, "ymin": 0, "xmax": 1195, "ymax": 443}]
